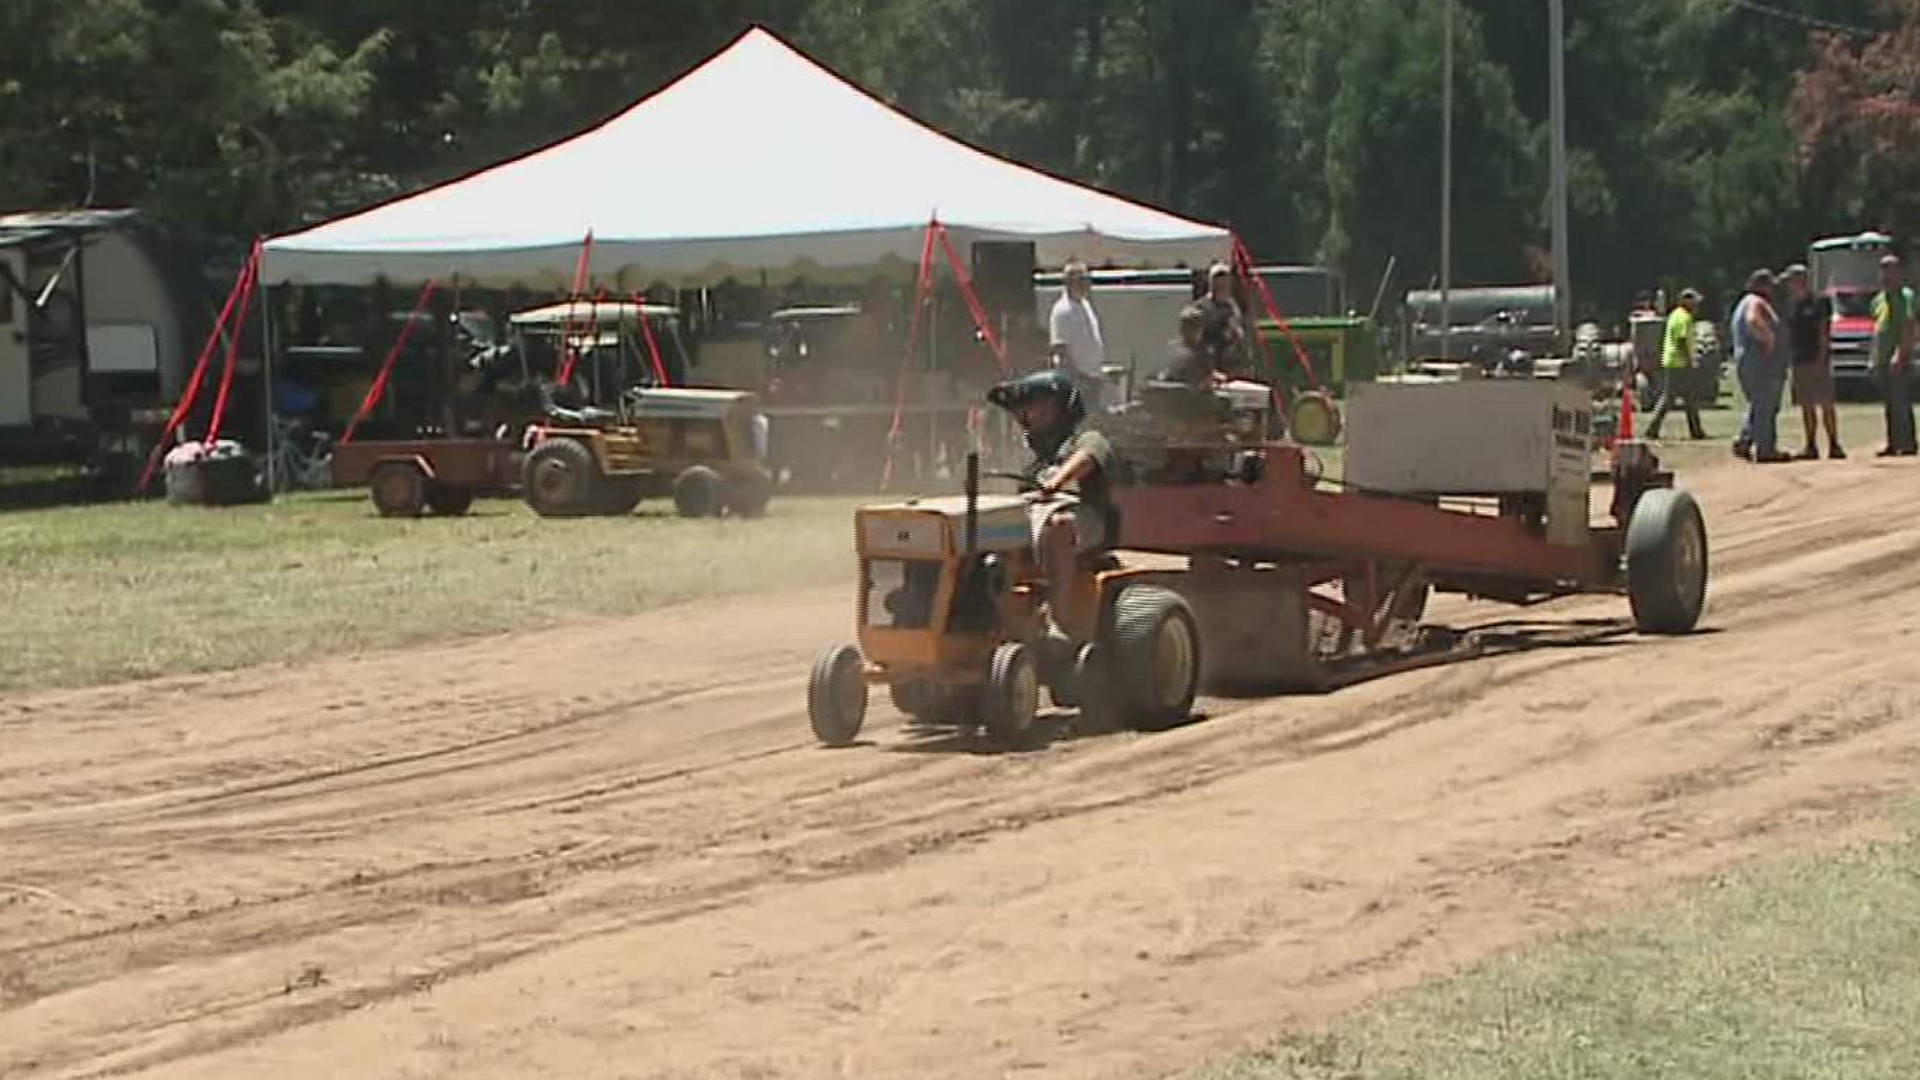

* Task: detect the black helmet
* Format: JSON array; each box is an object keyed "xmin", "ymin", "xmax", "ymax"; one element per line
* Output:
[
  {"xmin": 987, "ymin": 368, "xmax": 1085, "ymax": 460},
  {"xmin": 986, "ymin": 368, "xmax": 1080, "ymax": 415}
]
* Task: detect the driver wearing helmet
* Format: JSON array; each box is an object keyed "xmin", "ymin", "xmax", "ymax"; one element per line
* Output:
[{"xmin": 986, "ymin": 370, "xmax": 1119, "ymax": 625}]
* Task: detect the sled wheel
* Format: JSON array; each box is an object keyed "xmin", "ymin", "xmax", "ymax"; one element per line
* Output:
[{"xmin": 1625, "ymin": 487, "xmax": 1708, "ymax": 634}]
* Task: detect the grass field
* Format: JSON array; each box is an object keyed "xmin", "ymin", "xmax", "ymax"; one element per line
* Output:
[
  {"xmin": 0, "ymin": 490, "xmax": 863, "ymax": 693},
  {"xmin": 0, "ymin": 384, "xmax": 1899, "ymax": 695},
  {"xmin": 1200, "ymin": 814, "xmax": 1920, "ymax": 1080}
]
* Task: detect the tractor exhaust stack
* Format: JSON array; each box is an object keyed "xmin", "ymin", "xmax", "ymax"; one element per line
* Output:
[{"xmin": 964, "ymin": 450, "xmax": 980, "ymax": 557}]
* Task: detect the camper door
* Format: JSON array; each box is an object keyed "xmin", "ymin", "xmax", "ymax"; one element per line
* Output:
[{"xmin": 1, "ymin": 247, "xmax": 28, "ymax": 427}]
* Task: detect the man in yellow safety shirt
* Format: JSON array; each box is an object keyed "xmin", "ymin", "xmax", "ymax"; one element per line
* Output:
[{"xmin": 1645, "ymin": 287, "xmax": 1708, "ymax": 441}]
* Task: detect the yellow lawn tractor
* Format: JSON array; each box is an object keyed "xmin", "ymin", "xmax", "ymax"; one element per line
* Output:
[
  {"xmin": 805, "ymin": 453, "xmax": 1204, "ymax": 748},
  {"xmin": 522, "ymin": 386, "xmax": 774, "ymax": 519}
]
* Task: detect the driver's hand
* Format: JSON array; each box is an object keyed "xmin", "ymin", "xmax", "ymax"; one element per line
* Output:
[{"xmin": 1028, "ymin": 485, "xmax": 1059, "ymax": 503}]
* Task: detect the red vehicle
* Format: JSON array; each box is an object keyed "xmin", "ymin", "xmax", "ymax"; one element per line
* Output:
[
  {"xmin": 330, "ymin": 436, "xmax": 520, "ymax": 517},
  {"xmin": 1809, "ymin": 230, "xmax": 1904, "ymax": 393}
]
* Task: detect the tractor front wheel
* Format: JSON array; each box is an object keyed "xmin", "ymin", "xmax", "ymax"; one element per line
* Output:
[
  {"xmin": 981, "ymin": 642, "xmax": 1040, "ymax": 746},
  {"xmin": 1106, "ymin": 585, "xmax": 1201, "ymax": 732},
  {"xmin": 1625, "ymin": 487, "xmax": 1708, "ymax": 634},
  {"xmin": 524, "ymin": 438, "xmax": 599, "ymax": 518},
  {"xmin": 808, "ymin": 644, "xmax": 869, "ymax": 748}
]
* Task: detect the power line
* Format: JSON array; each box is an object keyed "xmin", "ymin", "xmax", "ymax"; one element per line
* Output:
[{"xmin": 1724, "ymin": 0, "xmax": 1878, "ymax": 38}]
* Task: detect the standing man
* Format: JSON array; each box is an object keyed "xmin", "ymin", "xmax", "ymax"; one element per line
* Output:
[
  {"xmin": 1871, "ymin": 253, "xmax": 1918, "ymax": 457},
  {"xmin": 1048, "ymin": 261, "xmax": 1110, "ymax": 412},
  {"xmin": 1781, "ymin": 264, "xmax": 1844, "ymax": 460},
  {"xmin": 1731, "ymin": 268, "xmax": 1788, "ymax": 463},
  {"xmin": 1646, "ymin": 287, "xmax": 1708, "ymax": 441}
]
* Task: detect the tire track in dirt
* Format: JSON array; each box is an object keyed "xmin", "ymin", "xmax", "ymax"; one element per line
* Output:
[{"xmin": 6, "ymin": 458, "xmax": 1920, "ymax": 1080}]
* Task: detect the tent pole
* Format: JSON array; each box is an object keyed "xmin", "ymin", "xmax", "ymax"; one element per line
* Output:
[{"xmin": 261, "ymin": 270, "xmax": 278, "ymax": 493}]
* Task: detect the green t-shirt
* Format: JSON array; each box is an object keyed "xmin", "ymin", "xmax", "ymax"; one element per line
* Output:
[
  {"xmin": 1032, "ymin": 426, "xmax": 1116, "ymax": 551},
  {"xmin": 1872, "ymin": 285, "xmax": 1915, "ymax": 366},
  {"xmin": 1662, "ymin": 306, "xmax": 1695, "ymax": 370}
]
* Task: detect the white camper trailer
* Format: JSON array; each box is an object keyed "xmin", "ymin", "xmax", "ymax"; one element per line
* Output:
[{"xmin": 0, "ymin": 209, "xmax": 208, "ymax": 477}]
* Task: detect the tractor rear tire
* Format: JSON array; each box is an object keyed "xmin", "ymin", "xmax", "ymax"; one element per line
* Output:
[
  {"xmin": 370, "ymin": 462, "xmax": 427, "ymax": 518},
  {"xmin": 595, "ymin": 477, "xmax": 645, "ymax": 516},
  {"xmin": 1625, "ymin": 487, "xmax": 1708, "ymax": 635},
  {"xmin": 980, "ymin": 642, "xmax": 1040, "ymax": 746},
  {"xmin": 724, "ymin": 472, "xmax": 773, "ymax": 519},
  {"xmin": 1106, "ymin": 585, "xmax": 1201, "ymax": 732},
  {"xmin": 524, "ymin": 438, "xmax": 599, "ymax": 518},
  {"xmin": 891, "ymin": 681, "xmax": 976, "ymax": 727},
  {"xmin": 674, "ymin": 465, "xmax": 723, "ymax": 519},
  {"xmin": 426, "ymin": 484, "xmax": 474, "ymax": 516},
  {"xmin": 808, "ymin": 644, "xmax": 869, "ymax": 748},
  {"xmin": 1068, "ymin": 642, "xmax": 1117, "ymax": 733}
]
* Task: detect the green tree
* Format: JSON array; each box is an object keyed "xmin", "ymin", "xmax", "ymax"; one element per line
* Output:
[{"xmin": 1321, "ymin": 0, "xmax": 1541, "ymax": 290}]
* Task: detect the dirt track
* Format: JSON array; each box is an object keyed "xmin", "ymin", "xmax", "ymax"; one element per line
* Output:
[{"xmin": 6, "ymin": 456, "xmax": 1920, "ymax": 1080}]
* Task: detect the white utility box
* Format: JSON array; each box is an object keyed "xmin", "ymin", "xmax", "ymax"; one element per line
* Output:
[{"xmin": 1345, "ymin": 380, "xmax": 1595, "ymax": 547}]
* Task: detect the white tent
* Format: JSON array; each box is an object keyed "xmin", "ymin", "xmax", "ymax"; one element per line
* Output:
[{"xmin": 261, "ymin": 26, "xmax": 1231, "ymax": 289}]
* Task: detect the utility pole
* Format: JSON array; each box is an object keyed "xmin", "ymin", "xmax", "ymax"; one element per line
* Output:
[
  {"xmin": 1440, "ymin": 0, "xmax": 1454, "ymax": 362},
  {"xmin": 1549, "ymin": 0, "xmax": 1571, "ymax": 345}
]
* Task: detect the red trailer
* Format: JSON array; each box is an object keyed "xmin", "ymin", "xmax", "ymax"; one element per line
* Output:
[
  {"xmin": 330, "ymin": 437, "xmax": 521, "ymax": 518},
  {"xmin": 1106, "ymin": 379, "xmax": 1704, "ymax": 693}
]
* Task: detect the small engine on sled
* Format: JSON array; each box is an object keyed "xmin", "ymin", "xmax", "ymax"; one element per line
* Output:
[{"xmin": 1096, "ymin": 377, "xmax": 1277, "ymax": 486}]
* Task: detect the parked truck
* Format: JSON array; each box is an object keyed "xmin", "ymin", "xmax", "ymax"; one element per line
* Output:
[{"xmin": 1808, "ymin": 230, "xmax": 1910, "ymax": 396}]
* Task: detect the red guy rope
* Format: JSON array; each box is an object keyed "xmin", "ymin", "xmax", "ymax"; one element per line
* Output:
[
  {"xmin": 632, "ymin": 292, "xmax": 670, "ymax": 386},
  {"xmin": 933, "ymin": 223, "xmax": 1010, "ymax": 376},
  {"xmin": 555, "ymin": 231, "xmax": 595, "ymax": 388},
  {"xmin": 880, "ymin": 221, "xmax": 941, "ymax": 490},
  {"xmin": 559, "ymin": 286, "xmax": 607, "ymax": 389},
  {"xmin": 1230, "ymin": 234, "xmax": 1324, "ymax": 392},
  {"xmin": 135, "ymin": 245, "xmax": 257, "ymax": 493},
  {"xmin": 340, "ymin": 278, "xmax": 440, "ymax": 446},
  {"xmin": 202, "ymin": 239, "xmax": 265, "ymax": 447}
]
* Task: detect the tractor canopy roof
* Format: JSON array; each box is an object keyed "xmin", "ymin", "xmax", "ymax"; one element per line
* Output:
[{"xmin": 510, "ymin": 300, "xmax": 681, "ymax": 327}]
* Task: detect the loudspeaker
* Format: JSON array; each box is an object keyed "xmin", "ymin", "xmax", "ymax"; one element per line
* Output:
[{"xmin": 970, "ymin": 241, "xmax": 1037, "ymax": 320}]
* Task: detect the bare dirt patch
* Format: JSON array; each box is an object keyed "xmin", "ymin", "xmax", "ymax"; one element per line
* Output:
[{"xmin": 4, "ymin": 454, "xmax": 1920, "ymax": 1079}]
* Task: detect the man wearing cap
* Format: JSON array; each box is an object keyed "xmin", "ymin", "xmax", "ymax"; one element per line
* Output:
[
  {"xmin": 1731, "ymin": 267, "xmax": 1789, "ymax": 463},
  {"xmin": 1195, "ymin": 263, "xmax": 1248, "ymax": 377},
  {"xmin": 1646, "ymin": 287, "xmax": 1708, "ymax": 442},
  {"xmin": 1781, "ymin": 263, "xmax": 1844, "ymax": 459},
  {"xmin": 1871, "ymin": 253, "xmax": 1918, "ymax": 456},
  {"xmin": 1048, "ymin": 260, "xmax": 1111, "ymax": 411},
  {"xmin": 1158, "ymin": 304, "xmax": 1217, "ymax": 387}
]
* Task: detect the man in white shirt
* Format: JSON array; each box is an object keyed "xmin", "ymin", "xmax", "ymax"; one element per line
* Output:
[{"xmin": 1048, "ymin": 260, "xmax": 1111, "ymax": 411}]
